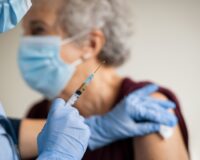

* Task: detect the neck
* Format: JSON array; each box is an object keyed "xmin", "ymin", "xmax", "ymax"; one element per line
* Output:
[{"xmin": 61, "ymin": 66, "xmax": 123, "ymax": 117}]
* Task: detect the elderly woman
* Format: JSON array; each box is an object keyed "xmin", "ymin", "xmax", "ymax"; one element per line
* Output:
[{"xmin": 18, "ymin": 0, "xmax": 189, "ymax": 159}]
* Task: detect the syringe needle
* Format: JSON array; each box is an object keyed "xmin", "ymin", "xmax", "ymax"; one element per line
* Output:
[
  {"xmin": 67, "ymin": 61, "xmax": 106, "ymax": 106},
  {"xmin": 94, "ymin": 61, "xmax": 106, "ymax": 74}
]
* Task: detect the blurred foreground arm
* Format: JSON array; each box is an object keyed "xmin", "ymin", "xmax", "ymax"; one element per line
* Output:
[
  {"xmin": 20, "ymin": 98, "xmax": 90, "ymax": 160},
  {"xmin": 37, "ymin": 98, "xmax": 90, "ymax": 160}
]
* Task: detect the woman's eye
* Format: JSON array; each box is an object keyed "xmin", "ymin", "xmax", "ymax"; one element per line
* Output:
[
  {"xmin": 29, "ymin": 21, "xmax": 48, "ymax": 35},
  {"xmin": 31, "ymin": 26, "xmax": 46, "ymax": 35}
]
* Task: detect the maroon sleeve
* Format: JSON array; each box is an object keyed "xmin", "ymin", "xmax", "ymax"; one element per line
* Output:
[
  {"xmin": 158, "ymin": 86, "xmax": 189, "ymax": 151},
  {"xmin": 118, "ymin": 78, "xmax": 189, "ymax": 151},
  {"xmin": 25, "ymin": 99, "xmax": 50, "ymax": 119}
]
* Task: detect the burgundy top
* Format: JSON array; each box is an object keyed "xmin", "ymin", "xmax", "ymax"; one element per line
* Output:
[{"xmin": 26, "ymin": 78, "xmax": 189, "ymax": 160}]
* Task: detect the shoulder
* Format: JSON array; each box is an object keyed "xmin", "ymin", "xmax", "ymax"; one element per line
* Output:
[
  {"xmin": 120, "ymin": 78, "xmax": 180, "ymax": 105},
  {"xmin": 121, "ymin": 77, "xmax": 189, "ymax": 151}
]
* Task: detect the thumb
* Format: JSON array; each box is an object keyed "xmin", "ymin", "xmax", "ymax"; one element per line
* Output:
[
  {"xmin": 49, "ymin": 98, "xmax": 66, "ymax": 116},
  {"xmin": 136, "ymin": 122, "xmax": 160, "ymax": 135}
]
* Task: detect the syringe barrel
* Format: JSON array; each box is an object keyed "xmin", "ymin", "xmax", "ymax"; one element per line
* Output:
[
  {"xmin": 67, "ymin": 93, "xmax": 80, "ymax": 106},
  {"xmin": 67, "ymin": 74, "xmax": 95, "ymax": 106},
  {"xmin": 84, "ymin": 74, "xmax": 94, "ymax": 85}
]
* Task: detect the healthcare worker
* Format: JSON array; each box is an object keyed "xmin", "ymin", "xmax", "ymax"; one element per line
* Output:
[
  {"xmin": 0, "ymin": 1, "xmax": 90, "ymax": 159},
  {"xmin": 0, "ymin": 0, "xmax": 32, "ymax": 33},
  {"xmin": 0, "ymin": 0, "xmax": 178, "ymax": 159}
]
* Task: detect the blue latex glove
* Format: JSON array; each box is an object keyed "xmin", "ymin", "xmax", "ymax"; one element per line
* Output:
[
  {"xmin": 37, "ymin": 98, "xmax": 90, "ymax": 160},
  {"xmin": 86, "ymin": 84, "xmax": 178, "ymax": 150},
  {"xmin": 0, "ymin": 0, "xmax": 32, "ymax": 33}
]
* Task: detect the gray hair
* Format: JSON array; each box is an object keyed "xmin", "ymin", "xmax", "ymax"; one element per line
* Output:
[
  {"xmin": 35, "ymin": 0, "xmax": 134, "ymax": 66},
  {"xmin": 34, "ymin": 0, "xmax": 133, "ymax": 66}
]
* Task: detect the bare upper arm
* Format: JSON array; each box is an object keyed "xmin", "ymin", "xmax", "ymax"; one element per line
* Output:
[{"xmin": 133, "ymin": 92, "xmax": 189, "ymax": 160}]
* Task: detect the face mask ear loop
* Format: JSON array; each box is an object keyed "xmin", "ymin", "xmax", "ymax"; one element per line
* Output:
[
  {"xmin": 61, "ymin": 30, "xmax": 91, "ymax": 46},
  {"xmin": 70, "ymin": 59, "xmax": 83, "ymax": 68},
  {"xmin": 70, "ymin": 53, "xmax": 92, "ymax": 68},
  {"xmin": 60, "ymin": 31, "xmax": 92, "ymax": 68},
  {"xmin": 82, "ymin": 53, "xmax": 92, "ymax": 60}
]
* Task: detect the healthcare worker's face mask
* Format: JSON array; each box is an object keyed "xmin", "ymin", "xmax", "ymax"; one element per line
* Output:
[
  {"xmin": 0, "ymin": 0, "xmax": 32, "ymax": 33},
  {"xmin": 18, "ymin": 35, "xmax": 90, "ymax": 100}
]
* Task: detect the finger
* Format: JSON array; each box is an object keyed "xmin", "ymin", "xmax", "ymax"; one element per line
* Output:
[
  {"xmin": 65, "ymin": 102, "xmax": 80, "ymax": 115},
  {"xmin": 134, "ymin": 84, "xmax": 159, "ymax": 97},
  {"xmin": 138, "ymin": 104, "xmax": 178, "ymax": 127},
  {"xmin": 65, "ymin": 103, "xmax": 85, "ymax": 122},
  {"xmin": 143, "ymin": 97, "xmax": 176, "ymax": 109},
  {"xmin": 49, "ymin": 98, "xmax": 65, "ymax": 115},
  {"xmin": 135, "ymin": 123, "xmax": 160, "ymax": 136}
]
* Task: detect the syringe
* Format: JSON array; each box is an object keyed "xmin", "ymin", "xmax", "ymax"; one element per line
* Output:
[{"xmin": 66, "ymin": 62, "xmax": 105, "ymax": 106}]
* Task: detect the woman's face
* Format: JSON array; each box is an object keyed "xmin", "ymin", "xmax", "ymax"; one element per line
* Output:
[
  {"xmin": 22, "ymin": 1, "xmax": 86, "ymax": 64},
  {"xmin": 22, "ymin": 1, "xmax": 105, "ymax": 99}
]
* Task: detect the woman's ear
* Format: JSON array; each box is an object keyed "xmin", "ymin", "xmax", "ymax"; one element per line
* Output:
[{"xmin": 82, "ymin": 29, "xmax": 105, "ymax": 58}]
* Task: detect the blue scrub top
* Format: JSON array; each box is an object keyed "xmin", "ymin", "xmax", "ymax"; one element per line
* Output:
[
  {"xmin": 0, "ymin": 103, "xmax": 19, "ymax": 160},
  {"xmin": 0, "ymin": 124, "xmax": 19, "ymax": 160}
]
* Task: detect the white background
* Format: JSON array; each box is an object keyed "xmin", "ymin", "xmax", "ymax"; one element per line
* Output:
[{"xmin": 0, "ymin": 0, "xmax": 199, "ymax": 159}]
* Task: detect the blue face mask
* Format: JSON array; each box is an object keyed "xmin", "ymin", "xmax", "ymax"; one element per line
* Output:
[
  {"xmin": 0, "ymin": 0, "xmax": 32, "ymax": 33},
  {"xmin": 18, "ymin": 36, "xmax": 89, "ymax": 100}
]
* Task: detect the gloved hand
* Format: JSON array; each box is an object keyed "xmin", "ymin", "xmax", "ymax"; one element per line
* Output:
[
  {"xmin": 37, "ymin": 98, "xmax": 90, "ymax": 160},
  {"xmin": 86, "ymin": 84, "xmax": 178, "ymax": 150}
]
